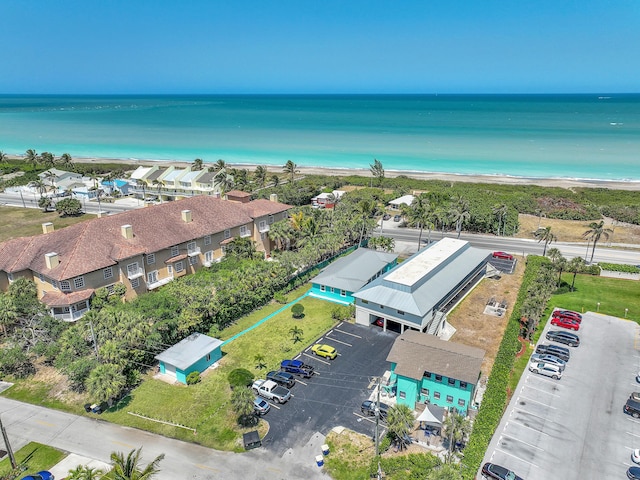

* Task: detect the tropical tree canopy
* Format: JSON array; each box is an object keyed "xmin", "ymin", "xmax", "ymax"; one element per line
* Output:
[{"xmin": 110, "ymin": 448, "xmax": 164, "ymax": 480}]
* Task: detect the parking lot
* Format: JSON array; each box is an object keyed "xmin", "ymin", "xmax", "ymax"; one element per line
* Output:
[
  {"xmin": 482, "ymin": 311, "xmax": 640, "ymax": 479},
  {"xmin": 260, "ymin": 321, "xmax": 398, "ymax": 454}
]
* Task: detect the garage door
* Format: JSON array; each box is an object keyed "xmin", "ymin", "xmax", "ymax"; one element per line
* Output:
[{"xmin": 164, "ymin": 363, "xmax": 177, "ymax": 377}]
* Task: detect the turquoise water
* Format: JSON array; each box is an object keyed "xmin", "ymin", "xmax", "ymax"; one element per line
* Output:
[{"xmin": 0, "ymin": 94, "xmax": 639, "ymax": 181}]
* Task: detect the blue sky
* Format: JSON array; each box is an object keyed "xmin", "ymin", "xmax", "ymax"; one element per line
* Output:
[{"xmin": 2, "ymin": 0, "xmax": 639, "ymax": 94}]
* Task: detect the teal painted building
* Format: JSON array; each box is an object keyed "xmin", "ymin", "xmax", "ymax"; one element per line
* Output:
[
  {"xmin": 155, "ymin": 332, "xmax": 223, "ymax": 384},
  {"xmin": 309, "ymin": 248, "xmax": 398, "ymax": 305},
  {"xmin": 386, "ymin": 330, "xmax": 485, "ymax": 416}
]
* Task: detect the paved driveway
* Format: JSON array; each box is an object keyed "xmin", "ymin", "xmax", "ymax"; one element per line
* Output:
[
  {"xmin": 261, "ymin": 321, "xmax": 398, "ymax": 454},
  {"xmin": 481, "ymin": 311, "xmax": 640, "ymax": 480}
]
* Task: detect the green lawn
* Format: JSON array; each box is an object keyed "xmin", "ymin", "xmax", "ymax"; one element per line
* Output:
[
  {"xmin": 0, "ymin": 205, "xmax": 94, "ymax": 242},
  {"xmin": 0, "ymin": 442, "xmax": 65, "ymax": 477}
]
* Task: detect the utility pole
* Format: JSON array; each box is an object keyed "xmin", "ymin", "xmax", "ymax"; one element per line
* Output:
[
  {"xmin": 375, "ymin": 376, "xmax": 382, "ymax": 480},
  {"xmin": 88, "ymin": 319, "xmax": 99, "ymax": 359},
  {"xmin": 0, "ymin": 414, "xmax": 17, "ymax": 469}
]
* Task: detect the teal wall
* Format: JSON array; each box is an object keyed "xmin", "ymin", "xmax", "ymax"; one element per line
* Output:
[
  {"xmin": 159, "ymin": 346, "xmax": 222, "ymax": 385},
  {"xmin": 310, "ymin": 284, "xmax": 353, "ymax": 304}
]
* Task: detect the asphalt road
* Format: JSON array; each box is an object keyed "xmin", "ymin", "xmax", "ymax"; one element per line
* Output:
[
  {"xmin": 481, "ymin": 312, "xmax": 640, "ymax": 480},
  {"xmin": 261, "ymin": 322, "xmax": 398, "ymax": 455}
]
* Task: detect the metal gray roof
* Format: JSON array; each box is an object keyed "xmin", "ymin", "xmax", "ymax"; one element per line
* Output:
[
  {"xmin": 353, "ymin": 239, "xmax": 490, "ymax": 316},
  {"xmin": 311, "ymin": 248, "xmax": 398, "ymax": 292},
  {"xmin": 155, "ymin": 332, "xmax": 222, "ymax": 371},
  {"xmin": 387, "ymin": 330, "xmax": 485, "ymax": 384}
]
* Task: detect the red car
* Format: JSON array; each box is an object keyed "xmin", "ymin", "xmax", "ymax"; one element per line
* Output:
[
  {"xmin": 550, "ymin": 316, "xmax": 580, "ymax": 331},
  {"xmin": 373, "ymin": 317, "xmax": 384, "ymax": 327},
  {"xmin": 492, "ymin": 251, "xmax": 514, "ymax": 260},
  {"xmin": 553, "ymin": 310, "xmax": 582, "ymax": 323}
]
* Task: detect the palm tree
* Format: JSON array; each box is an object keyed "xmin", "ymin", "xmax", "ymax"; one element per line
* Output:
[
  {"xmin": 567, "ymin": 256, "xmax": 585, "ymax": 291},
  {"xmin": 534, "ymin": 226, "xmax": 557, "ymax": 256},
  {"xmin": 289, "ymin": 325, "xmax": 303, "ymax": 343},
  {"xmin": 231, "ymin": 386, "xmax": 256, "ymax": 426},
  {"xmin": 40, "ymin": 152, "xmax": 55, "ymax": 168},
  {"xmin": 59, "ymin": 152, "xmax": 73, "ymax": 169},
  {"xmin": 582, "ymin": 220, "xmax": 613, "ymax": 263},
  {"xmin": 213, "ymin": 169, "xmax": 235, "ymax": 195},
  {"xmin": 492, "ymin": 203, "xmax": 508, "ymax": 236},
  {"xmin": 282, "ymin": 160, "xmax": 298, "ymax": 183},
  {"xmin": 0, "ymin": 150, "xmax": 6, "ymax": 162},
  {"xmin": 192, "ymin": 158, "xmax": 203, "ymax": 171},
  {"xmin": 369, "ymin": 158, "xmax": 385, "ymax": 186},
  {"xmin": 136, "ymin": 179, "xmax": 147, "ymax": 201},
  {"xmin": 253, "ymin": 165, "xmax": 267, "ymax": 188},
  {"xmin": 210, "ymin": 159, "xmax": 227, "ymax": 173},
  {"xmin": 450, "ymin": 196, "xmax": 470, "ymax": 239},
  {"xmin": 442, "ymin": 411, "xmax": 471, "ymax": 463},
  {"xmin": 25, "ymin": 149, "xmax": 39, "ymax": 165},
  {"xmin": 355, "ymin": 198, "xmax": 375, "ymax": 247},
  {"xmin": 254, "ymin": 353, "xmax": 267, "ymax": 370},
  {"xmin": 66, "ymin": 465, "xmax": 105, "ymax": 480},
  {"xmin": 38, "ymin": 195, "xmax": 53, "ymax": 212},
  {"xmin": 270, "ymin": 174, "xmax": 280, "ymax": 187},
  {"xmin": 386, "ymin": 403, "xmax": 415, "ymax": 450},
  {"xmin": 44, "ymin": 170, "xmax": 57, "ymax": 192},
  {"xmin": 110, "ymin": 448, "xmax": 164, "ymax": 480},
  {"xmin": 31, "ymin": 179, "xmax": 48, "ymax": 196},
  {"xmin": 86, "ymin": 363, "xmax": 126, "ymax": 404},
  {"xmin": 152, "ymin": 179, "xmax": 164, "ymax": 202},
  {"xmin": 406, "ymin": 194, "xmax": 432, "ymax": 249}
]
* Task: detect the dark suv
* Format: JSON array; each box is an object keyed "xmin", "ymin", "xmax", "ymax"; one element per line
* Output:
[
  {"xmin": 535, "ymin": 343, "xmax": 570, "ymax": 362},
  {"xmin": 361, "ymin": 400, "xmax": 389, "ymax": 420},
  {"xmin": 266, "ymin": 370, "xmax": 295, "ymax": 388},
  {"xmin": 625, "ymin": 398, "xmax": 640, "ymax": 418},
  {"xmin": 546, "ymin": 330, "xmax": 580, "ymax": 347}
]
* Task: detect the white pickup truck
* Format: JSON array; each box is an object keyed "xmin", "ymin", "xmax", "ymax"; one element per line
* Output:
[{"xmin": 252, "ymin": 379, "xmax": 291, "ymax": 404}]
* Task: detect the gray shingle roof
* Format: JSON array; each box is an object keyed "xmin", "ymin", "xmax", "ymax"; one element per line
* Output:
[
  {"xmin": 353, "ymin": 239, "xmax": 490, "ymax": 316},
  {"xmin": 311, "ymin": 248, "xmax": 398, "ymax": 292},
  {"xmin": 386, "ymin": 330, "xmax": 485, "ymax": 384},
  {"xmin": 155, "ymin": 332, "xmax": 222, "ymax": 371}
]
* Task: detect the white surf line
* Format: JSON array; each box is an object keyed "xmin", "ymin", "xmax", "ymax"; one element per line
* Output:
[
  {"xmin": 326, "ymin": 336, "xmax": 352, "ymax": 347},
  {"xmin": 334, "ymin": 328, "xmax": 362, "ymax": 338},
  {"xmin": 499, "ymin": 433, "xmax": 544, "ymax": 451},
  {"xmin": 493, "ymin": 448, "xmax": 540, "ymax": 468},
  {"xmin": 515, "ymin": 394, "xmax": 557, "ymax": 409},
  {"xmin": 302, "ymin": 352, "xmax": 330, "ymax": 365}
]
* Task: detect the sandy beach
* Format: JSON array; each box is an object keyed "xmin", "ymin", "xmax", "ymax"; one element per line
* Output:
[{"xmin": 8, "ymin": 154, "xmax": 640, "ymax": 191}]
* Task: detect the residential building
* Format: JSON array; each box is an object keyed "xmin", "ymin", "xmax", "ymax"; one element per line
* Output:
[
  {"xmin": 309, "ymin": 248, "xmax": 398, "ymax": 304},
  {"xmin": 0, "ymin": 195, "xmax": 291, "ymax": 321},
  {"xmin": 386, "ymin": 330, "xmax": 485, "ymax": 414},
  {"xmin": 155, "ymin": 332, "xmax": 223, "ymax": 384},
  {"xmin": 311, "ymin": 190, "xmax": 346, "ymax": 209},
  {"xmin": 128, "ymin": 165, "xmax": 221, "ymax": 199},
  {"xmin": 388, "ymin": 194, "xmax": 415, "ymax": 211},
  {"xmin": 353, "ymin": 238, "xmax": 490, "ymax": 334}
]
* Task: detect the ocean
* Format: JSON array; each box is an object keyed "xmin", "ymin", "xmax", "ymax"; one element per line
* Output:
[{"xmin": 0, "ymin": 94, "xmax": 639, "ymax": 181}]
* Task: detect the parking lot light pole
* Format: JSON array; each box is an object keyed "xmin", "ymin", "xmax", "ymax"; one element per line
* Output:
[{"xmin": 375, "ymin": 377, "xmax": 381, "ymax": 456}]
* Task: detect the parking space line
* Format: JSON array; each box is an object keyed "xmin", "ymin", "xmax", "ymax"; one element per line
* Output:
[
  {"xmin": 326, "ymin": 336, "xmax": 352, "ymax": 347},
  {"xmin": 296, "ymin": 379, "xmax": 308, "ymax": 386},
  {"xmin": 507, "ymin": 418, "xmax": 551, "ymax": 436},
  {"xmin": 523, "ymin": 382, "xmax": 560, "ymax": 397},
  {"xmin": 334, "ymin": 328, "xmax": 362, "ymax": 338},
  {"xmin": 526, "ymin": 375, "xmax": 562, "ymax": 387},
  {"xmin": 499, "ymin": 433, "xmax": 544, "ymax": 451},
  {"xmin": 494, "ymin": 447, "xmax": 539, "ymax": 468},
  {"xmin": 510, "ymin": 408, "xmax": 553, "ymax": 423},
  {"xmin": 302, "ymin": 352, "xmax": 331, "ymax": 365},
  {"xmin": 626, "ymin": 417, "xmax": 640, "ymax": 426},
  {"xmin": 327, "ymin": 329, "xmax": 334, "ymax": 336},
  {"xmin": 627, "ymin": 431, "xmax": 640, "ymax": 438},
  {"xmin": 515, "ymin": 394, "xmax": 557, "ymax": 409}
]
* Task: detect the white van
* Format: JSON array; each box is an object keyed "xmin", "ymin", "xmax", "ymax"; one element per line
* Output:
[{"xmin": 529, "ymin": 361, "xmax": 562, "ymax": 380}]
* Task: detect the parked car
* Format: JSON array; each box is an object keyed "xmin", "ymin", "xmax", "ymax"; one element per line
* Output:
[
  {"xmin": 550, "ymin": 316, "xmax": 580, "ymax": 331},
  {"xmin": 20, "ymin": 472, "xmax": 54, "ymax": 480},
  {"xmin": 529, "ymin": 362, "xmax": 562, "ymax": 380},
  {"xmin": 553, "ymin": 309, "xmax": 582, "ymax": 322},
  {"xmin": 535, "ymin": 343, "xmax": 570, "ymax": 361},
  {"xmin": 530, "ymin": 353, "xmax": 566, "ymax": 371},
  {"xmin": 546, "ymin": 330, "xmax": 580, "ymax": 347},
  {"xmin": 253, "ymin": 397, "xmax": 271, "ymax": 415},
  {"xmin": 266, "ymin": 370, "xmax": 296, "ymax": 388},
  {"xmin": 393, "ymin": 214, "xmax": 401, "ymax": 222},
  {"xmin": 625, "ymin": 398, "xmax": 640, "ymax": 418},
  {"xmin": 628, "ymin": 466, "xmax": 640, "ymax": 479},
  {"xmin": 361, "ymin": 400, "xmax": 389, "ymax": 419},
  {"xmin": 491, "ymin": 251, "xmax": 514, "ymax": 261},
  {"xmin": 373, "ymin": 317, "xmax": 384, "ymax": 327},
  {"xmin": 631, "ymin": 448, "xmax": 640, "ymax": 464},
  {"xmin": 280, "ymin": 359, "xmax": 315, "ymax": 377},
  {"xmin": 383, "ymin": 213, "xmax": 391, "ymax": 221},
  {"xmin": 481, "ymin": 462, "xmax": 523, "ymax": 480},
  {"xmin": 311, "ymin": 344, "xmax": 338, "ymax": 360},
  {"xmin": 631, "ymin": 393, "xmax": 640, "ymax": 402}
]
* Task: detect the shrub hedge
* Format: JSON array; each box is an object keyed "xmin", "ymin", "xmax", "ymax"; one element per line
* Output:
[
  {"xmin": 460, "ymin": 256, "xmax": 546, "ymax": 479},
  {"xmin": 598, "ymin": 262, "xmax": 640, "ymax": 273}
]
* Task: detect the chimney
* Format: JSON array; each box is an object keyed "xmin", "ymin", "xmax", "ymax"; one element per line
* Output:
[
  {"xmin": 121, "ymin": 224, "xmax": 133, "ymax": 239},
  {"xmin": 45, "ymin": 252, "xmax": 59, "ymax": 269},
  {"xmin": 42, "ymin": 222, "xmax": 54, "ymax": 234},
  {"xmin": 269, "ymin": 193, "xmax": 278, "ymax": 203},
  {"xmin": 181, "ymin": 210, "xmax": 192, "ymax": 223}
]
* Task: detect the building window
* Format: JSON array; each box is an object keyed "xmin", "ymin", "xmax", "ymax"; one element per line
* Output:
[
  {"xmin": 259, "ymin": 220, "xmax": 266, "ymax": 230},
  {"xmin": 239, "ymin": 225, "xmax": 248, "ymax": 236},
  {"xmin": 268, "ymin": 214, "xmax": 274, "ymax": 224},
  {"xmin": 206, "ymin": 353, "xmax": 211, "ymax": 362},
  {"xmin": 106, "ymin": 284, "xmax": 115, "ymax": 294},
  {"xmin": 424, "ymin": 371, "xmax": 432, "ymax": 379},
  {"xmin": 104, "ymin": 267, "xmax": 113, "ymax": 279},
  {"xmin": 205, "ymin": 251, "xmax": 213, "ymax": 263},
  {"xmin": 167, "ymin": 265, "xmax": 173, "ymax": 275},
  {"xmin": 397, "ymin": 310, "xmax": 405, "ymax": 315},
  {"xmin": 362, "ymin": 299, "xmax": 368, "ymax": 304},
  {"xmin": 171, "ymin": 246, "xmax": 179, "ymax": 257},
  {"xmin": 127, "ymin": 263, "xmax": 139, "ymax": 277},
  {"xmin": 421, "ymin": 388, "xmax": 429, "ymax": 396},
  {"xmin": 147, "ymin": 271, "xmax": 158, "ymax": 284},
  {"xmin": 204, "ymin": 235, "xmax": 212, "ymax": 246},
  {"xmin": 448, "ymin": 378, "xmax": 456, "ymax": 386},
  {"xmin": 433, "ymin": 392, "xmax": 441, "ymax": 400},
  {"xmin": 187, "ymin": 241, "xmax": 197, "ymax": 254},
  {"xmin": 446, "ymin": 395, "xmax": 454, "ymax": 403},
  {"xmin": 340, "ymin": 290, "xmax": 346, "ymax": 297},
  {"xmin": 320, "ymin": 285, "xmax": 325, "ymax": 292},
  {"xmin": 73, "ymin": 277, "xmax": 85, "ymax": 289},
  {"xmin": 131, "ymin": 278, "xmax": 140, "ymax": 288},
  {"xmin": 175, "ymin": 261, "xmax": 184, "ymax": 273},
  {"xmin": 458, "ymin": 399, "xmax": 466, "ymax": 407},
  {"xmin": 147, "ymin": 253, "xmax": 155, "ymax": 265},
  {"xmin": 399, "ymin": 391, "xmax": 406, "ymax": 399},
  {"xmin": 189, "ymin": 256, "xmax": 198, "ymax": 265},
  {"xmin": 460, "ymin": 381, "xmax": 468, "ymax": 389},
  {"xmin": 39, "ymin": 273, "xmax": 45, "ymax": 282},
  {"xmin": 224, "ymin": 229, "xmax": 230, "ymax": 239},
  {"xmin": 60, "ymin": 280, "xmax": 71, "ymax": 291},
  {"xmin": 435, "ymin": 375, "xmax": 442, "ymax": 382}
]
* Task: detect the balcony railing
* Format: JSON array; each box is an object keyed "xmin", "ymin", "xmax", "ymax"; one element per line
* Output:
[
  {"xmin": 187, "ymin": 247, "xmax": 201, "ymax": 257},
  {"xmin": 258, "ymin": 224, "xmax": 270, "ymax": 233},
  {"xmin": 147, "ymin": 276, "xmax": 174, "ymax": 290},
  {"xmin": 52, "ymin": 307, "xmax": 89, "ymax": 322},
  {"xmin": 240, "ymin": 230, "xmax": 251, "ymax": 238},
  {"xmin": 127, "ymin": 267, "xmax": 145, "ymax": 280}
]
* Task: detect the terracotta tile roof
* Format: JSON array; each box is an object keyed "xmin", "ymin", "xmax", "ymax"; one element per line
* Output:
[
  {"xmin": 41, "ymin": 288, "xmax": 95, "ymax": 307},
  {"xmin": 243, "ymin": 198, "xmax": 292, "ymax": 218},
  {"xmin": 386, "ymin": 330, "xmax": 485, "ymax": 385},
  {"xmin": 165, "ymin": 253, "xmax": 188, "ymax": 263},
  {"xmin": 226, "ymin": 190, "xmax": 251, "ymax": 198},
  {"xmin": 0, "ymin": 196, "xmax": 292, "ymax": 281}
]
